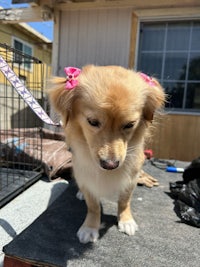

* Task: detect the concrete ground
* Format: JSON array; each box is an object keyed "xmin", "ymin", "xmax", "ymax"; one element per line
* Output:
[
  {"xmin": 0, "ymin": 178, "xmax": 69, "ymax": 266},
  {"xmin": 0, "ymin": 160, "xmax": 199, "ymax": 267}
]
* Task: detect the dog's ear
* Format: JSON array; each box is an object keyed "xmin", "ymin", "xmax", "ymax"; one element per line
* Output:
[
  {"xmin": 48, "ymin": 77, "xmax": 77, "ymax": 126},
  {"xmin": 143, "ymin": 78, "xmax": 165, "ymax": 122}
]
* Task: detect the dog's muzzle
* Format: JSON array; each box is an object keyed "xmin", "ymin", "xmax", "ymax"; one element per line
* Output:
[{"xmin": 100, "ymin": 159, "xmax": 119, "ymax": 170}]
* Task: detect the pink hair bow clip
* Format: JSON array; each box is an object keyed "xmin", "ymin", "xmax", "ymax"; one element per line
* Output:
[
  {"xmin": 139, "ymin": 72, "xmax": 157, "ymax": 87},
  {"xmin": 64, "ymin": 67, "xmax": 81, "ymax": 90}
]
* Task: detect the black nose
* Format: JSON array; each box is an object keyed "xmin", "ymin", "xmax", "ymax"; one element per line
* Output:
[{"xmin": 100, "ymin": 159, "xmax": 119, "ymax": 170}]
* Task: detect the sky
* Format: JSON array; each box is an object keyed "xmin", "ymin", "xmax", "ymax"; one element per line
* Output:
[{"xmin": 0, "ymin": 0, "xmax": 53, "ymax": 41}]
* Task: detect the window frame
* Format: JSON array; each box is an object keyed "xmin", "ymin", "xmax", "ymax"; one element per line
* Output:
[
  {"xmin": 136, "ymin": 18, "xmax": 200, "ymax": 114},
  {"xmin": 12, "ymin": 37, "xmax": 34, "ymax": 72}
]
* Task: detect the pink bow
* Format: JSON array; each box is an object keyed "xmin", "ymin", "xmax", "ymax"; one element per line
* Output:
[
  {"xmin": 139, "ymin": 72, "xmax": 157, "ymax": 87},
  {"xmin": 64, "ymin": 67, "xmax": 81, "ymax": 90}
]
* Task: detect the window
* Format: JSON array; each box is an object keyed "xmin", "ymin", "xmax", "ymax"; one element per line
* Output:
[
  {"xmin": 13, "ymin": 38, "xmax": 33, "ymax": 70},
  {"xmin": 137, "ymin": 21, "xmax": 200, "ymax": 112}
]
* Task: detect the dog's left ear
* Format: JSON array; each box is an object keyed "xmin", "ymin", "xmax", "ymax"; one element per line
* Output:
[{"xmin": 143, "ymin": 78, "xmax": 165, "ymax": 122}]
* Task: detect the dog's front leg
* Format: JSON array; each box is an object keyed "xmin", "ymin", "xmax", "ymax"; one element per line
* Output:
[
  {"xmin": 77, "ymin": 188, "xmax": 100, "ymax": 243},
  {"xmin": 118, "ymin": 182, "xmax": 138, "ymax": 236}
]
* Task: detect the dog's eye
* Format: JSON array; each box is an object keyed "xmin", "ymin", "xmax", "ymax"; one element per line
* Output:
[
  {"xmin": 87, "ymin": 118, "xmax": 101, "ymax": 128},
  {"xmin": 123, "ymin": 122, "xmax": 135, "ymax": 130}
]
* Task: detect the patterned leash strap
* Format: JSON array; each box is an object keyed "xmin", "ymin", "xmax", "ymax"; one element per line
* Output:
[{"xmin": 0, "ymin": 55, "xmax": 60, "ymax": 127}]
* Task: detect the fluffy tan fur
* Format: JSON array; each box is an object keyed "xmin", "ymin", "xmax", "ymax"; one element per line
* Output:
[{"xmin": 48, "ymin": 65, "xmax": 165, "ymax": 243}]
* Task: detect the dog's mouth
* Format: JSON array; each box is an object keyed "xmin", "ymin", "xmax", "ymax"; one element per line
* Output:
[{"xmin": 99, "ymin": 159, "xmax": 120, "ymax": 170}]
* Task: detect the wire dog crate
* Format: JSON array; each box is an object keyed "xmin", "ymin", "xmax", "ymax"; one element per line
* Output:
[{"xmin": 0, "ymin": 43, "xmax": 44, "ymax": 207}]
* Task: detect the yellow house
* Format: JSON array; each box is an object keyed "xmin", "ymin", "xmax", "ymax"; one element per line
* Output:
[
  {"xmin": 0, "ymin": 20, "xmax": 52, "ymax": 88},
  {"xmin": 0, "ymin": 20, "xmax": 52, "ymax": 128}
]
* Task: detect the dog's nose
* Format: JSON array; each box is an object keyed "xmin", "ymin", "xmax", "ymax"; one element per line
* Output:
[{"xmin": 100, "ymin": 159, "xmax": 119, "ymax": 170}]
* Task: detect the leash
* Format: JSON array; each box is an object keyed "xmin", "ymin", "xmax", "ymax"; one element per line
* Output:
[{"xmin": 0, "ymin": 55, "xmax": 60, "ymax": 127}]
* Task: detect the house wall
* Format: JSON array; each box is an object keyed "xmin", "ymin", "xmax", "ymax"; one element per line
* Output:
[
  {"xmin": 148, "ymin": 113, "xmax": 200, "ymax": 161},
  {"xmin": 57, "ymin": 8, "xmax": 132, "ymax": 76}
]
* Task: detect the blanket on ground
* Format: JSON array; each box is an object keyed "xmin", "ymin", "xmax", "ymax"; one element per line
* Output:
[{"xmin": 0, "ymin": 128, "xmax": 72, "ymax": 180}]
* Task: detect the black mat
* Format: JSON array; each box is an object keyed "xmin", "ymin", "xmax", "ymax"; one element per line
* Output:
[{"xmin": 3, "ymin": 161, "xmax": 200, "ymax": 267}]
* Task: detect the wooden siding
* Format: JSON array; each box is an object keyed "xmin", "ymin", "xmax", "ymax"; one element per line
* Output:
[
  {"xmin": 149, "ymin": 113, "xmax": 200, "ymax": 161},
  {"xmin": 57, "ymin": 9, "xmax": 132, "ymax": 76}
]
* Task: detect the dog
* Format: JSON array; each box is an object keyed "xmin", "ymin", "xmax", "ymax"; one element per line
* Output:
[{"xmin": 48, "ymin": 65, "xmax": 165, "ymax": 244}]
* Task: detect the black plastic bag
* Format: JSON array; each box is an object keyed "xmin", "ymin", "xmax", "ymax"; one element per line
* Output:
[
  {"xmin": 169, "ymin": 157, "xmax": 200, "ymax": 228},
  {"xmin": 183, "ymin": 157, "xmax": 200, "ymax": 183},
  {"xmin": 174, "ymin": 200, "xmax": 200, "ymax": 228}
]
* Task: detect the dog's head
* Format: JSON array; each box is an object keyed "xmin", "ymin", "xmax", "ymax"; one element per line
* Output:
[{"xmin": 48, "ymin": 65, "xmax": 165, "ymax": 170}]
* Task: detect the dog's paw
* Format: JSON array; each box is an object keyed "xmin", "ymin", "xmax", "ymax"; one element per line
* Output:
[
  {"xmin": 76, "ymin": 190, "xmax": 84, "ymax": 200},
  {"xmin": 77, "ymin": 226, "xmax": 99, "ymax": 244},
  {"xmin": 118, "ymin": 219, "xmax": 138, "ymax": 236},
  {"xmin": 138, "ymin": 170, "xmax": 159, "ymax": 188}
]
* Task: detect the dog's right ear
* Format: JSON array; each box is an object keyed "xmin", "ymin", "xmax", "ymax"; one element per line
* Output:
[{"xmin": 48, "ymin": 77, "xmax": 76, "ymax": 127}]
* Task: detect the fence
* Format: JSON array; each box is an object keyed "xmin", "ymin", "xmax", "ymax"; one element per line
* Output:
[{"xmin": 0, "ymin": 43, "xmax": 44, "ymax": 207}]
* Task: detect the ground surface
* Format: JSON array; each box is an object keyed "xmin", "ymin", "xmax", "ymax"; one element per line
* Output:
[{"xmin": 1, "ymin": 160, "xmax": 199, "ymax": 267}]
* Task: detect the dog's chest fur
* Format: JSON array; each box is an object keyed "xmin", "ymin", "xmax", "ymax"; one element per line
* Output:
[{"xmin": 71, "ymin": 141, "xmax": 140, "ymax": 199}]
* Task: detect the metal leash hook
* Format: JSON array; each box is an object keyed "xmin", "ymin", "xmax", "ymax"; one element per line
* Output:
[{"xmin": 0, "ymin": 55, "xmax": 61, "ymax": 127}]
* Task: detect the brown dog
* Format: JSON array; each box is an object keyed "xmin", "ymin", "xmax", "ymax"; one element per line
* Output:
[{"xmin": 48, "ymin": 65, "xmax": 165, "ymax": 243}]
